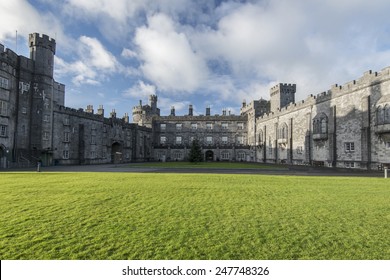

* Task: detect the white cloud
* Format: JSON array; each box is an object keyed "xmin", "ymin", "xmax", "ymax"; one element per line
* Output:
[
  {"xmin": 54, "ymin": 36, "xmax": 121, "ymax": 85},
  {"xmin": 79, "ymin": 36, "xmax": 118, "ymax": 71},
  {"xmin": 123, "ymin": 80, "xmax": 156, "ymax": 99},
  {"xmin": 134, "ymin": 13, "xmax": 209, "ymax": 92},
  {"xmin": 121, "ymin": 48, "xmax": 138, "ymax": 59}
]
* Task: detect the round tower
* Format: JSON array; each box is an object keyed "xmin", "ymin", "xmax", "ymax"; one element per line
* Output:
[{"xmin": 29, "ymin": 33, "xmax": 56, "ymax": 78}]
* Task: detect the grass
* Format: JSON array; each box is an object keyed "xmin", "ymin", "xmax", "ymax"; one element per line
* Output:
[
  {"xmin": 0, "ymin": 172, "xmax": 389, "ymax": 260},
  {"xmin": 127, "ymin": 161, "xmax": 287, "ymax": 169}
]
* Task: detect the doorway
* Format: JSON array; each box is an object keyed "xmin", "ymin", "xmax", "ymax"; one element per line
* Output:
[{"xmin": 205, "ymin": 150, "xmax": 214, "ymax": 161}]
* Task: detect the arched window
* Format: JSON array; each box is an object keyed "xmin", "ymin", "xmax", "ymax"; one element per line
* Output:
[
  {"xmin": 278, "ymin": 123, "xmax": 288, "ymax": 139},
  {"xmin": 313, "ymin": 113, "xmax": 328, "ymax": 134},
  {"xmin": 377, "ymin": 106, "xmax": 384, "ymax": 125},
  {"xmin": 321, "ymin": 118, "xmax": 328, "ymax": 134},
  {"xmin": 257, "ymin": 129, "xmax": 263, "ymax": 144},
  {"xmin": 384, "ymin": 104, "xmax": 390, "ymax": 124}
]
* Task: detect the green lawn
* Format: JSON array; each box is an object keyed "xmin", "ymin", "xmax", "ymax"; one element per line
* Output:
[
  {"xmin": 127, "ymin": 161, "xmax": 287, "ymax": 169},
  {"xmin": 0, "ymin": 172, "xmax": 389, "ymax": 260}
]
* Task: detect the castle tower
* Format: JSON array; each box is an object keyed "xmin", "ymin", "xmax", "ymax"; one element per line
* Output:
[
  {"xmin": 149, "ymin": 95, "xmax": 158, "ymax": 113},
  {"xmin": 28, "ymin": 33, "xmax": 57, "ymax": 163},
  {"xmin": 270, "ymin": 83, "xmax": 296, "ymax": 112},
  {"xmin": 29, "ymin": 33, "xmax": 56, "ymax": 78}
]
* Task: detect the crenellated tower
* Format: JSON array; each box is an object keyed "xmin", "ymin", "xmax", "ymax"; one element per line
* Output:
[
  {"xmin": 29, "ymin": 33, "xmax": 56, "ymax": 77},
  {"xmin": 270, "ymin": 83, "xmax": 296, "ymax": 113},
  {"xmin": 132, "ymin": 95, "xmax": 160, "ymax": 127},
  {"xmin": 28, "ymin": 33, "xmax": 59, "ymax": 162}
]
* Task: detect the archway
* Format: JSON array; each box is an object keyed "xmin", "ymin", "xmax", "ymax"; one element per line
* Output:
[
  {"xmin": 111, "ymin": 142, "xmax": 122, "ymax": 164},
  {"xmin": 205, "ymin": 150, "xmax": 214, "ymax": 161},
  {"xmin": 0, "ymin": 145, "xmax": 6, "ymax": 168}
]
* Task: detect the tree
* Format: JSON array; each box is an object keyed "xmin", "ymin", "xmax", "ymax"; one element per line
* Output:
[{"xmin": 188, "ymin": 139, "xmax": 203, "ymax": 162}]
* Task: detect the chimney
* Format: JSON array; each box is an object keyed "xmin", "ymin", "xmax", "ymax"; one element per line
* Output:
[
  {"xmin": 97, "ymin": 105, "xmax": 104, "ymax": 116},
  {"xmin": 222, "ymin": 108, "xmax": 226, "ymax": 116},
  {"xmin": 110, "ymin": 109, "xmax": 116, "ymax": 118},
  {"xmin": 86, "ymin": 105, "xmax": 94, "ymax": 114},
  {"xmin": 123, "ymin": 113, "xmax": 129, "ymax": 123},
  {"xmin": 188, "ymin": 104, "xmax": 193, "ymax": 116},
  {"xmin": 170, "ymin": 106, "xmax": 175, "ymax": 116}
]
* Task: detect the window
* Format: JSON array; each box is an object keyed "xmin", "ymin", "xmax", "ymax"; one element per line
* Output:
[
  {"xmin": 64, "ymin": 132, "xmax": 70, "ymax": 142},
  {"xmin": 0, "ymin": 125, "xmax": 7, "ymax": 137},
  {"xmin": 237, "ymin": 136, "xmax": 244, "ymax": 145},
  {"xmin": 221, "ymin": 151, "xmax": 230, "ymax": 160},
  {"xmin": 206, "ymin": 122, "xmax": 213, "ymax": 130},
  {"xmin": 257, "ymin": 130, "xmax": 264, "ymax": 145},
  {"xmin": 320, "ymin": 118, "xmax": 327, "ymax": 133},
  {"xmin": 160, "ymin": 136, "xmax": 167, "ymax": 145},
  {"xmin": 63, "ymin": 150, "xmax": 69, "ymax": 159},
  {"xmin": 297, "ymin": 146, "xmax": 303, "ymax": 154},
  {"xmin": 0, "ymin": 101, "xmax": 7, "ymax": 116},
  {"xmin": 91, "ymin": 135, "xmax": 96, "ymax": 145},
  {"xmin": 0, "ymin": 76, "xmax": 9, "ymax": 89},
  {"xmin": 344, "ymin": 142, "xmax": 355, "ymax": 152},
  {"xmin": 22, "ymin": 107, "xmax": 27, "ymax": 114},
  {"xmin": 222, "ymin": 122, "xmax": 228, "ymax": 129},
  {"xmin": 344, "ymin": 162, "xmax": 355, "ymax": 168},
  {"xmin": 385, "ymin": 105, "xmax": 390, "ymax": 124},
  {"xmin": 19, "ymin": 81, "xmax": 30, "ymax": 93},
  {"xmin": 176, "ymin": 123, "xmax": 182, "ymax": 130},
  {"xmin": 160, "ymin": 124, "xmax": 166, "ymax": 130},
  {"xmin": 90, "ymin": 150, "xmax": 97, "ymax": 159},
  {"xmin": 43, "ymin": 131, "xmax": 49, "ymax": 140},
  {"xmin": 222, "ymin": 136, "xmax": 228, "ymax": 144},
  {"xmin": 43, "ymin": 115, "xmax": 50, "ymax": 122},
  {"xmin": 278, "ymin": 123, "xmax": 288, "ymax": 139},
  {"xmin": 173, "ymin": 151, "xmax": 183, "ymax": 160},
  {"xmin": 175, "ymin": 136, "xmax": 182, "ymax": 145},
  {"xmin": 377, "ymin": 106, "xmax": 384, "ymax": 124},
  {"xmin": 237, "ymin": 122, "xmax": 244, "ymax": 130},
  {"xmin": 206, "ymin": 136, "xmax": 213, "ymax": 145},
  {"xmin": 237, "ymin": 152, "xmax": 246, "ymax": 161},
  {"xmin": 64, "ymin": 117, "xmax": 70, "ymax": 126},
  {"xmin": 191, "ymin": 123, "xmax": 197, "ymax": 130}
]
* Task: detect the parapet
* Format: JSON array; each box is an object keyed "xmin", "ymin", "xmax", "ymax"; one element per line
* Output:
[{"xmin": 29, "ymin": 33, "xmax": 56, "ymax": 54}]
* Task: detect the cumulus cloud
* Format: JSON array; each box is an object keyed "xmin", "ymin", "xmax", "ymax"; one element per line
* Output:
[
  {"xmin": 55, "ymin": 35, "xmax": 122, "ymax": 85},
  {"xmin": 4, "ymin": 0, "xmax": 390, "ymax": 115},
  {"xmin": 121, "ymin": 48, "xmax": 138, "ymax": 59},
  {"xmin": 123, "ymin": 80, "xmax": 157, "ymax": 99},
  {"xmin": 134, "ymin": 13, "xmax": 209, "ymax": 92},
  {"xmin": 0, "ymin": 0, "xmax": 64, "ymax": 45}
]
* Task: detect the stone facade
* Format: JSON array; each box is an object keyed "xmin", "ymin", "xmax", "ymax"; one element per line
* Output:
[
  {"xmin": 1, "ymin": 33, "xmax": 390, "ymax": 169},
  {"xmin": 0, "ymin": 33, "xmax": 152, "ymax": 168}
]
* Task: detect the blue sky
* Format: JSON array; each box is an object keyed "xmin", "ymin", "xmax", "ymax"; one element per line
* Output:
[{"xmin": 2, "ymin": 0, "xmax": 390, "ymax": 118}]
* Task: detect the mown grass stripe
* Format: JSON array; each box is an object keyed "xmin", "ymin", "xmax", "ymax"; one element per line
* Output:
[{"xmin": 0, "ymin": 172, "xmax": 389, "ymax": 259}]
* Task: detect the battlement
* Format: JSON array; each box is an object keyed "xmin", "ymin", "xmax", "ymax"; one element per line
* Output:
[
  {"xmin": 0, "ymin": 44, "xmax": 19, "ymax": 65},
  {"xmin": 29, "ymin": 33, "xmax": 56, "ymax": 54}
]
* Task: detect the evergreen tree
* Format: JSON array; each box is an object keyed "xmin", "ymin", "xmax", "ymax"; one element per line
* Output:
[{"xmin": 188, "ymin": 139, "xmax": 203, "ymax": 162}]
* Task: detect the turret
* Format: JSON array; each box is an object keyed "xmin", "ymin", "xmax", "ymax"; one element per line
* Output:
[
  {"xmin": 29, "ymin": 33, "xmax": 56, "ymax": 77},
  {"xmin": 270, "ymin": 83, "xmax": 296, "ymax": 112}
]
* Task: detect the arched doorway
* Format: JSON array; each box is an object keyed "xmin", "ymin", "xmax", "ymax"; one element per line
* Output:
[
  {"xmin": 0, "ymin": 145, "xmax": 6, "ymax": 168},
  {"xmin": 205, "ymin": 150, "xmax": 214, "ymax": 161},
  {"xmin": 111, "ymin": 142, "xmax": 122, "ymax": 164}
]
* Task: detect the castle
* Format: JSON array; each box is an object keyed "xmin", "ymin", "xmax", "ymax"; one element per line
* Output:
[{"xmin": 1, "ymin": 33, "xmax": 390, "ymax": 169}]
